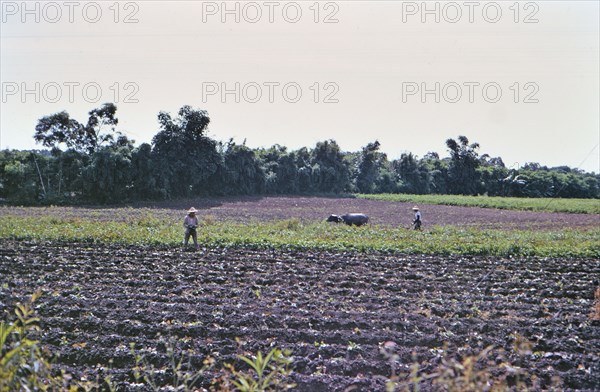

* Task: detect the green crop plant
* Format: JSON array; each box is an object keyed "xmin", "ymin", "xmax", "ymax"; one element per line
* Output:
[
  {"xmin": 219, "ymin": 349, "xmax": 296, "ymax": 392},
  {"xmin": 1, "ymin": 215, "xmax": 598, "ymax": 257},
  {"xmin": 0, "ymin": 291, "xmax": 55, "ymax": 392},
  {"xmin": 130, "ymin": 336, "xmax": 211, "ymax": 392},
  {"xmin": 381, "ymin": 339, "xmax": 562, "ymax": 392},
  {"xmin": 358, "ymin": 194, "xmax": 600, "ymax": 214}
]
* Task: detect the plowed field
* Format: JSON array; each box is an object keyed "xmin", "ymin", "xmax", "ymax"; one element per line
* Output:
[
  {"xmin": 3, "ymin": 195, "xmax": 599, "ymax": 229},
  {"xmin": 1, "ymin": 239, "xmax": 598, "ymax": 391}
]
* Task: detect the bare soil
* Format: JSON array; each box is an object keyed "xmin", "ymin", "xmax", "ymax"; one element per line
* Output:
[
  {"xmin": 2, "ymin": 196, "xmax": 599, "ymax": 229},
  {"xmin": 1, "ymin": 240, "xmax": 599, "ymax": 391}
]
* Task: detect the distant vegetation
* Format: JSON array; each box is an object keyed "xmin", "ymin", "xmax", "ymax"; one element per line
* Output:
[
  {"xmin": 359, "ymin": 194, "xmax": 600, "ymax": 214},
  {"xmin": 1, "ymin": 104, "xmax": 598, "ymax": 204},
  {"xmin": 1, "ymin": 215, "xmax": 598, "ymax": 257}
]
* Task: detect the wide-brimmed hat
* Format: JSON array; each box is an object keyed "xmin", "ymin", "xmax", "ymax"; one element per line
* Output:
[
  {"xmin": 187, "ymin": 207, "xmax": 198, "ymax": 214},
  {"xmin": 412, "ymin": 206, "xmax": 419, "ymax": 211}
]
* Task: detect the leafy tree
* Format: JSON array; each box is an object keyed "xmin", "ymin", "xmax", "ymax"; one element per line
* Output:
[
  {"xmin": 446, "ymin": 135, "xmax": 481, "ymax": 195},
  {"xmin": 419, "ymin": 152, "xmax": 448, "ymax": 194},
  {"xmin": 82, "ymin": 143, "xmax": 134, "ymax": 203},
  {"xmin": 0, "ymin": 151, "xmax": 43, "ymax": 202},
  {"xmin": 522, "ymin": 162, "xmax": 544, "ymax": 171},
  {"xmin": 34, "ymin": 103, "xmax": 119, "ymax": 155},
  {"xmin": 259, "ymin": 145, "xmax": 298, "ymax": 194},
  {"xmin": 355, "ymin": 141, "xmax": 383, "ymax": 194},
  {"xmin": 295, "ymin": 147, "xmax": 313, "ymax": 192},
  {"xmin": 375, "ymin": 165, "xmax": 399, "ymax": 193},
  {"xmin": 393, "ymin": 153, "xmax": 429, "ymax": 194},
  {"xmin": 130, "ymin": 143, "xmax": 157, "ymax": 199},
  {"xmin": 151, "ymin": 106, "xmax": 220, "ymax": 198},
  {"xmin": 221, "ymin": 141, "xmax": 265, "ymax": 195},
  {"xmin": 8, "ymin": 108, "xmax": 599, "ymax": 202},
  {"xmin": 310, "ymin": 140, "xmax": 350, "ymax": 193},
  {"xmin": 479, "ymin": 154, "xmax": 505, "ymax": 168},
  {"xmin": 479, "ymin": 165, "xmax": 509, "ymax": 196},
  {"xmin": 46, "ymin": 148, "xmax": 88, "ymax": 202}
]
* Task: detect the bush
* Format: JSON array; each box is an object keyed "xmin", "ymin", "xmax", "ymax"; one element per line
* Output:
[{"xmin": 0, "ymin": 291, "xmax": 56, "ymax": 391}]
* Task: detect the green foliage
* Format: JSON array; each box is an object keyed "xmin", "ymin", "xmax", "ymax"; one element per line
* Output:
[
  {"xmin": 4, "ymin": 104, "xmax": 599, "ymax": 204},
  {"xmin": 152, "ymin": 105, "xmax": 219, "ymax": 198},
  {"xmin": 259, "ymin": 145, "xmax": 299, "ymax": 194},
  {"xmin": 130, "ymin": 337, "xmax": 210, "ymax": 391},
  {"xmin": 83, "ymin": 145, "xmax": 134, "ymax": 203},
  {"xmin": 446, "ymin": 135, "xmax": 481, "ymax": 195},
  {"xmin": 220, "ymin": 142, "xmax": 266, "ymax": 195},
  {"xmin": 393, "ymin": 153, "xmax": 429, "ymax": 194},
  {"xmin": 359, "ymin": 193, "xmax": 600, "ymax": 214},
  {"xmin": 34, "ymin": 103, "xmax": 120, "ymax": 155},
  {"xmin": 1, "ymin": 215, "xmax": 598, "ymax": 257},
  {"xmin": 222, "ymin": 349, "xmax": 295, "ymax": 392},
  {"xmin": 356, "ymin": 141, "xmax": 386, "ymax": 194},
  {"xmin": 130, "ymin": 143, "xmax": 158, "ymax": 199},
  {"xmin": 273, "ymin": 218, "xmax": 302, "ymax": 231},
  {"xmin": 382, "ymin": 338, "xmax": 561, "ymax": 392},
  {"xmin": 311, "ymin": 140, "xmax": 350, "ymax": 194},
  {"xmin": 0, "ymin": 291, "xmax": 56, "ymax": 392},
  {"xmin": 0, "ymin": 151, "xmax": 42, "ymax": 203}
]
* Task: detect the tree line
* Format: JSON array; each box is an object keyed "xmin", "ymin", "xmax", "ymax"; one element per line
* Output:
[{"xmin": 1, "ymin": 104, "xmax": 598, "ymax": 204}]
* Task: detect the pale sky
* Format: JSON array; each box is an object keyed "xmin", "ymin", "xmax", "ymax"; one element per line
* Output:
[{"xmin": 1, "ymin": 1, "xmax": 599, "ymax": 173}]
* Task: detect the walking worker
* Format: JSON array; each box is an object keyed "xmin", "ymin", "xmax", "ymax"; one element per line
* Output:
[
  {"xmin": 183, "ymin": 207, "xmax": 199, "ymax": 249},
  {"xmin": 412, "ymin": 206, "xmax": 422, "ymax": 230}
]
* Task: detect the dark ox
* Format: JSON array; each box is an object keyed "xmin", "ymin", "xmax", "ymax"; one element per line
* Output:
[{"xmin": 327, "ymin": 213, "xmax": 369, "ymax": 226}]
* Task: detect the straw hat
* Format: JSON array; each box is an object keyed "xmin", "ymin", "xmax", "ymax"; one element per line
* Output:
[
  {"xmin": 187, "ymin": 207, "xmax": 198, "ymax": 214},
  {"xmin": 412, "ymin": 206, "xmax": 419, "ymax": 211}
]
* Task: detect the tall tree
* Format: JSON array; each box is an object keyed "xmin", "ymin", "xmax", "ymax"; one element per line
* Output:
[
  {"xmin": 259, "ymin": 145, "xmax": 298, "ymax": 194},
  {"xmin": 445, "ymin": 135, "xmax": 481, "ymax": 195},
  {"xmin": 130, "ymin": 143, "xmax": 157, "ymax": 199},
  {"xmin": 0, "ymin": 151, "xmax": 39, "ymax": 202},
  {"xmin": 221, "ymin": 141, "xmax": 265, "ymax": 195},
  {"xmin": 34, "ymin": 103, "xmax": 119, "ymax": 155},
  {"xmin": 295, "ymin": 147, "xmax": 313, "ymax": 192},
  {"xmin": 310, "ymin": 140, "xmax": 350, "ymax": 193},
  {"xmin": 83, "ymin": 145, "xmax": 133, "ymax": 203},
  {"xmin": 356, "ymin": 141, "xmax": 383, "ymax": 194},
  {"xmin": 151, "ymin": 106, "xmax": 220, "ymax": 198},
  {"xmin": 393, "ymin": 153, "xmax": 429, "ymax": 194}
]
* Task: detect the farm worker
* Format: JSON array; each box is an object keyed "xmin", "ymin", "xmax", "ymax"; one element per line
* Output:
[
  {"xmin": 183, "ymin": 207, "xmax": 199, "ymax": 249},
  {"xmin": 412, "ymin": 206, "xmax": 422, "ymax": 230}
]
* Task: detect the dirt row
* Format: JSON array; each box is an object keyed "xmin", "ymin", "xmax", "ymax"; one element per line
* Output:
[
  {"xmin": 1, "ymin": 240, "xmax": 599, "ymax": 390},
  {"xmin": 2, "ymin": 195, "xmax": 599, "ymax": 229}
]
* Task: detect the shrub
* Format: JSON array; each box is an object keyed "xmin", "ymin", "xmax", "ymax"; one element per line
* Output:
[
  {"xmin": 215, "ymin": 348, "xmax": 296, "ymax": 392},
  {"xmin": 0, "ymin": 291, "xmax": 56, "ymax": 392},
  {"xmin": 381, "ymin": 336, "xmax": 562, "ymax": 392}
]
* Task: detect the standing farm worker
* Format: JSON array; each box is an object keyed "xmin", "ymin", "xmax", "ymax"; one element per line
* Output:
[
  {"xmin": 183, "ymin": 207, "xmax": 199, "ymax": 249},
  {"xmin": 412, "ymin": 206, "xmax": 422, "ymax": 230}
]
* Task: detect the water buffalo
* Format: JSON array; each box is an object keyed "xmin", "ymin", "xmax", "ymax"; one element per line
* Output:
[{"xmin": 327, "ymin": 213, "xmax": 369, "ymax": 226}]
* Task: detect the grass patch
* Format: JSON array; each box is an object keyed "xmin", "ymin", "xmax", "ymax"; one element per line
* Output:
[
  {"xmin": 1, "ymin": 216, "xmax": 598, "ymax": 258},
  {"xmin": 358, "ymin": 194, "xmax": 600, "ymax": 214}
]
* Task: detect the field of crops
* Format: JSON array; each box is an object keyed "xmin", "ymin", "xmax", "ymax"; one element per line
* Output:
[
  {"xmin": 358, "ymin": 194, "xmax": 600, "ymax": 214},
  {"xmin": 1, "ymin": 196, "xmax": 599, "ymax": 391}
]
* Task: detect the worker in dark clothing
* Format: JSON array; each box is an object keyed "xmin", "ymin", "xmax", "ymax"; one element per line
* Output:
[{"xmin": 412, "ymin": 206, "xmax": 422, "ymax": 230}]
